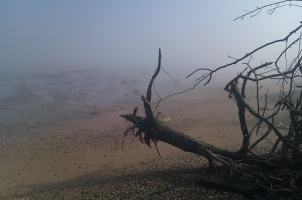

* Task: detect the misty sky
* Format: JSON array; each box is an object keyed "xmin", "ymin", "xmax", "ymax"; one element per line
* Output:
[{"xmin": 0, "ymin": 0, "xmax": 301, "ymax": 73}]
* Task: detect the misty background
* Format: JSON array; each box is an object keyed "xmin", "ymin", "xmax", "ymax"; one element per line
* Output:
[
  {"xmin": 0, "ymin": 1, "xmax": 301, "ymax": 139},
  {"xmin": 1, "ymin": 0, "xmax": 301, "ymax": 73}
]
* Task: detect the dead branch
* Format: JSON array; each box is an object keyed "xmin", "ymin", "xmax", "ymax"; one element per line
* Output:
[{"xmin": 121, "ymin": 2, "xmax": 302, "ymax": 199}]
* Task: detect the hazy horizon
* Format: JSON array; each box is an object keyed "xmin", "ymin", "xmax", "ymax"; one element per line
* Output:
[
  {"xmin": 1, "ymin": 1, "xmax": 302, "ymax": 75},
  {"xmin": 1, "ymin": 2, "xmax": 302, "ymax": 198}
]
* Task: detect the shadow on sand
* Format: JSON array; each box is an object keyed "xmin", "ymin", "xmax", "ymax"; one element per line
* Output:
[{"xmin": 9, "ymin": 166, "xmax": 245, "ymax": 200}]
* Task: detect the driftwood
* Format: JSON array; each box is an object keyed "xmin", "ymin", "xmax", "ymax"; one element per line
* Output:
[{"xmin": 121, "ymin": 1, "xmax": 302, "ymax": 199}]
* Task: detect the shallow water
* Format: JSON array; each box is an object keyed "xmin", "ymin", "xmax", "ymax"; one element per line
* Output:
[
  {"xmin": 0, "ymin": 68, "xmax": 226, "ymax": 141},
  {"xmin": 0, "ymin": 70, "xmax": 148, "ymax": 139}
]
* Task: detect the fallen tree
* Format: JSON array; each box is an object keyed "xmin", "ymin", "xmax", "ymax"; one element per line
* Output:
[{"xmin": 121, "ymin": 1, "xmax": 302, "ymax": 199}]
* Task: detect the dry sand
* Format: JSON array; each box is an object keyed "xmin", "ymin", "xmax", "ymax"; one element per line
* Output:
[{"xmin": 0, "ymin": 87, "xmax": 248, "ymax": 200}]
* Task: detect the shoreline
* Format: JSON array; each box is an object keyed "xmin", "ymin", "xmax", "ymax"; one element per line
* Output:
[{"xmin": 1, "ymin": 86, "xmax": 245, "ymax": 199}]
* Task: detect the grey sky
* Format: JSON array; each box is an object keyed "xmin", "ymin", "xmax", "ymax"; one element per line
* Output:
[{"xmin": 0, "ymin": 0, "xmax": 301, "ymax": 73}]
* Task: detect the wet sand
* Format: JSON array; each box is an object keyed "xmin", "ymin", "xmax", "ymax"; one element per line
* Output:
[{"xmin": 0, "ymin": 85, "xmax": 251, "ymax": 199}]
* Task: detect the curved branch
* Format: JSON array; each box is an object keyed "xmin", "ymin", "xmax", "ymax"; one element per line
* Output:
[
  {"xmin": 234, "ymin": 0, "xmax": 302, "ymax": 21},
  {"xmin": 142, "ymin": 48, "xmax": 161, "ymax": 121},
  {"xmin": 187, "ymin": 23, "xmax": 302, "ymax": 86}
]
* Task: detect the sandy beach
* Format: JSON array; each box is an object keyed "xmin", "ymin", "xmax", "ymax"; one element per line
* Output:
[
  {"xmin": 1, "ymin": 1, "xmax": 301, "ymax": 199},
  {"xmin": 0, "ymin": 77, "xmax": 250, "ymax": 200}
]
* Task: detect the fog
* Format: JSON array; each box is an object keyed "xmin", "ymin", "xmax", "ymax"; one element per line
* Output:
[
  {"xmin": 1, "ymin": 1, "xmax": 302, "ymax": 198},
  {"xmin": 1, "ymin": 1, "xmax": 301, "ymax": 75},
  {"xmin": 0, "ymin": 0, "xmax": 300, "ymax": 143},
  {"xmin": 0, "ymin": 1, "xmax": 301, "ymax": 130}
]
